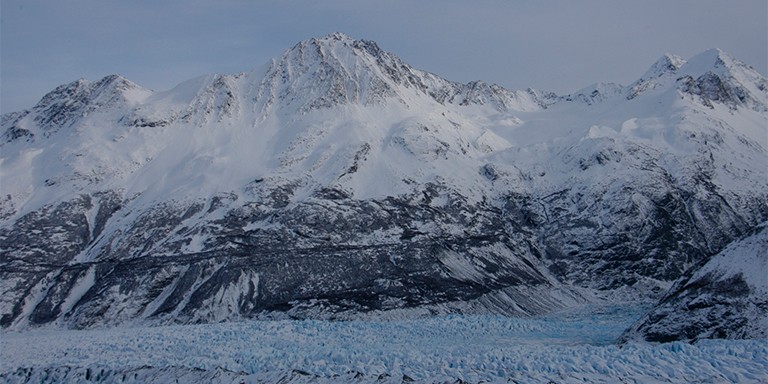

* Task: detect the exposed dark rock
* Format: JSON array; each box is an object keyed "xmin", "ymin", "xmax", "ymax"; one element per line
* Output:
[{"xmin": 619, "ymin": 225, "xmax": 768, "ymax": 343}]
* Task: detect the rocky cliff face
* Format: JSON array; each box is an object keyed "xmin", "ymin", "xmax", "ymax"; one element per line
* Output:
[{"xmin": 1, "ymin": 33, "xmax": 766, "ymax": 333}]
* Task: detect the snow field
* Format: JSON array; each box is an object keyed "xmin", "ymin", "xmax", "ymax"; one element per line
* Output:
[{"xmin": 1, "ymin": 305, "xmax": 766, "ymax": 383}]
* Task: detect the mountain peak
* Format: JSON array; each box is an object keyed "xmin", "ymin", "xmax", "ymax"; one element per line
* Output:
[
  {"xmin": 253, "ymin": 33, "xmax": 406, "ymax": 112},
  {"xmin": 289, "ymin": 31, "xmax": 357, "ymax": 54},
  {"xmin": 254, "ymin": 33, "xmax": 545, "ymax": 113},
  {"xmin": 680, "ymin": 48, "xmax": 733, "ymax": 75},
  {"xmin": 676, "ymin": 48, "xmax": 768, "ymax": 111},
  {"xmin": 250, "ymin": 32, "xmax": 475, "ymax": 114},
  {"xmin": 643, "ymin": 53, "xmax": 686, "ymax": 79},
  {"xmin": 627, "ymin": 54, "xmax": 685, "ymax": 100},
  {"xmin": 34, "ymin": 74, "xmax": 148, "ymax": 109},
  {"xmin": 627, "ymin": 48, "xmax": 767, "ymax": 110},
  {"xmin": 310, "ymin": 32, "xmax": 385, "ymax": 58},
  {"xmin": 313, "ymin": 31, "xmax": 355, "ymax": 43},
  {"xmin": 28, "ymin": 74, "xmax": 151, "ymax": 134}
]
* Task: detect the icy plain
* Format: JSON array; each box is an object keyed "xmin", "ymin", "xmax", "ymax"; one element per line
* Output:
[{"xmin": 2, "ymin": 304, "xmax": 766, "ymax": 383}]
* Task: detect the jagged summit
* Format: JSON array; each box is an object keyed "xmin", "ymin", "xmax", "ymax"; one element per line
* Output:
[
  {"xmin": 34, "ymin": 74, "xmax": 150, "ymax": 113},
  {"xmin": 2, "ymin": 74, "xmax": 151, "ymax": 142},
  {"xmin": 250, "ymin": 32, "xmax": 545, "ymax": 113},
  {"xmin": 633, "ymin": 48, "xmax": 758, "ymax": 83},
  {"xmin": 312, "ymin": 31, "xmax": 356, "ymax": 42},
  {"xmin": 252, "ymin": 31, "xmax": 427, "ymax": 111},
  {"xmin": 562, "ymin": 82, "xmax": 624, "ymax": 105}
]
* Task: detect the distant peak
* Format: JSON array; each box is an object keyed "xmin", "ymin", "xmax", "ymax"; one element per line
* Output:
[
  {"xmin": 92, "ymin": 74, "xmax": 146, "ymax": 92},
  {"xmin": 642, "ymin": 53, "xmax": 685, "ymax": 79},
  {"xmin": 277, "ymin": 33, "xmax": 390, "ymax": 75},
  {"xmin": 259, "ymin": 33, "xmax": 544, "ymax": 113},
  {"xmin": 658, "ymin": 53, "xmax": 686, "ymax": 70},
  {"xmin": 676, "ymin": 48, "xmax": 768, "ymax": 112},
  {"xmin": 563, "ymin": 82, "xmax": 624, "ymax": 105},
  {"xmin": 680, "ymin": 48, "xmax": 737, "ymax": 75},
  {"xmin": 30, "ymin": 73, "xmax": 150, "ymax": 132},
  {"xmin": 99, "ymin": 73, "xmax": 127, "ymax": 82},
  {"xmin": 642, "ymin": 49, "xmax": 736, "ymax": 79},
  {"xmin": 45, "ymin": 74, "xmax": 142, "ymax": 97},
  {"xmin": 256, "ymin": 32, "xmax": 409, "ymax": 112},
  {"xmin": 627, "ymin": 49, "xmax": 758, "ymax": 101}
]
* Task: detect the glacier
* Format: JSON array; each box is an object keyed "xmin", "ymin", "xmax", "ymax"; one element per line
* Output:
[{"xmin": 2, "ymin": 304, "xmax": 767, "ymax": 383}]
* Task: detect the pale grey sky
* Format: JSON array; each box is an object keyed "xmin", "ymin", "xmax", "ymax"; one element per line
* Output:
[{"xmin": 1, "ymin": 0, "xmax": 766, "ymax": 114}]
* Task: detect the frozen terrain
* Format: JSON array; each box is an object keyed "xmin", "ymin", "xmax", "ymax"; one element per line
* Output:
[{"xmin": 2, "ymin": 304, "xmax": 766, "ymax": 383}]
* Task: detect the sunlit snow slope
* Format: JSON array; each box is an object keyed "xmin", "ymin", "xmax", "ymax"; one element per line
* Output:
[{"xmin": 1, "ymin": 33, "xmax": 766, "ymax": 336}]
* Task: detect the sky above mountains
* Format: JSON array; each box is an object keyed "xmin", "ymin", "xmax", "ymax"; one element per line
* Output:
[{"xmin": 1, "ymin": 0, "xmax": 766, "ymax": 114}]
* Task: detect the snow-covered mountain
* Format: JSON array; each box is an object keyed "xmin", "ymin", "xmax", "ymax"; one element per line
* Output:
[{"xmin": 1, "ymin": 33, "xmax": 766, "ymax": 336}]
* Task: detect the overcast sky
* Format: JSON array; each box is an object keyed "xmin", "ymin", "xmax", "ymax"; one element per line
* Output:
[{"xmin": 1, "ymin": 0, "xmax": 766, "ymax": 114}]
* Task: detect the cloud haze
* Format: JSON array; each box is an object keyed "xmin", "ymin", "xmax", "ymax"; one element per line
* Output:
[{"xmin": 2, "ymin": 0, "xmax": 766, "ymax": 113}]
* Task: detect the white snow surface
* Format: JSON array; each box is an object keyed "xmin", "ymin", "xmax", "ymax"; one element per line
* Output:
[{"xmin": 2, "ymin": 304, "xmax": 766, "ymax": 383}]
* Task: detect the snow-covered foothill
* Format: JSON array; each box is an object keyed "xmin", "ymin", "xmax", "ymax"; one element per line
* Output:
[{"xmin": 620, "ymin": 224, "xmax": 768, "ymax": 343}]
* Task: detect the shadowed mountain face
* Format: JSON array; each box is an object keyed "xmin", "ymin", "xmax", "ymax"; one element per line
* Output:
[
  {"xmin": 619, "ymin": 224, "xmax": 768, "ymax": 343},
  {"xmin": 1, "ymin": 33, "xmax": 766, "ymax": 334}
]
